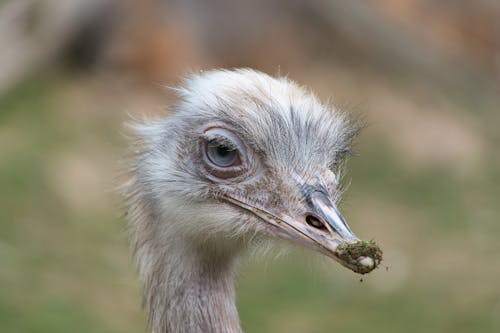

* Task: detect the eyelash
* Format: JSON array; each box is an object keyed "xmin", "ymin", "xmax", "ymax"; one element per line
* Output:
[{"xmin": 207, "ymin": 138, "xmax": 237, "ymax": 151}]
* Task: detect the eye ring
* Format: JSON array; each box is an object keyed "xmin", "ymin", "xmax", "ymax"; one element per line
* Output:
[{"xmin": 200, "ymin": 126, "xmax": 250, "ymax": 180}]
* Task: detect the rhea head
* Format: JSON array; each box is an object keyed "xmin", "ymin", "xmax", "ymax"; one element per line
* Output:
[{"xmin": 126, "ymin": 68, "xmax": 375, "ymax": 279}]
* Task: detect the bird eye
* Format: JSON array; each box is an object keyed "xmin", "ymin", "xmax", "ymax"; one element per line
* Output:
[
  {"xmin": 206, "ymin": 141, "xmax": 240, "ymax": 167},
  {"xmin": 200, "ymin": 126, "xmax": 250, "ymax": 180}
]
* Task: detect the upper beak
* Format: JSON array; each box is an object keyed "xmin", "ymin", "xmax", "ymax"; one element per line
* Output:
[
  {"xmin": 307, "ymin": 191, "xmax": 358, "ymax": 243},
  {"xmin": 223, "ymin": 189, "xmax": 380, "ymax": 274}
]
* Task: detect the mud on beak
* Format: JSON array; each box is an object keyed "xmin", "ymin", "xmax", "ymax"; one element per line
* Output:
[{"xmin": 223, "ymin": 190, "xmax": 382, "ymax": 274}]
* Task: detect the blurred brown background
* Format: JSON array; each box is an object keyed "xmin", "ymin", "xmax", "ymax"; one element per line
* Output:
[{"xmin": 1, "ymin": 0, "xmax": 499, "ymax": 332}]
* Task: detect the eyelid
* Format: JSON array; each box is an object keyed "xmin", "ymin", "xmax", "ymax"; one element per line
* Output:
[
  {"xmin": 206, "ymin": 136, "xmax": 238, "ymax": 151},
  {"xmin": 201, "ymin": 127, "xmax": 243, "ymax": 150}
]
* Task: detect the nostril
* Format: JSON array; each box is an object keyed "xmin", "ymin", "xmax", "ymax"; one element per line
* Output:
[{"xmin": 305, "ymin": 214, "xmax": 328, "ymax": 232}]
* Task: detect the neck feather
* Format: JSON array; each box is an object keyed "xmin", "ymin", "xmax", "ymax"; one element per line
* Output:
[
  {"xmin": 125, "ymin": 177, "xmax": 245, "ymax": 333},
  {"xmin": 139, "ymin": 233, "xmax": 243, "ymax": 333}
]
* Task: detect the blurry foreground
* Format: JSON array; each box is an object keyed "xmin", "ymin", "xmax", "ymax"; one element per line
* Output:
[{"xmin": 1, "ymin": 1, "xmax": 499, "ymax": 332}]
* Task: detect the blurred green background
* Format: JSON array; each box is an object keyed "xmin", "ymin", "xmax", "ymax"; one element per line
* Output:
[{"xmin": 1, "ymin": 0, "xmax": 499, "ymax": 332}]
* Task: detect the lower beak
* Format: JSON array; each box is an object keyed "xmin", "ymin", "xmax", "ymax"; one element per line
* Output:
[{"xmin": 224, "ymin": 191, "xmax": 381, "ymax": 274}]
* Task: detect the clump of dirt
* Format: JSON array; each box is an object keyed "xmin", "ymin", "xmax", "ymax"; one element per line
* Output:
[{"xmin": 337, "ymin": 240, "xmax": 383, "ymax": 275}]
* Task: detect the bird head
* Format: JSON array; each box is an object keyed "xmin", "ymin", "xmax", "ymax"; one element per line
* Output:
[{"xmin": 128, "ymin": 69, "xmax": 379, "ymax": 274}]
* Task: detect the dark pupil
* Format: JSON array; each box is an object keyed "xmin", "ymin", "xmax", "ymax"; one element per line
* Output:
[{"xmin": 217, "ymin": 146, "xmax": 231, "ymax": 156}]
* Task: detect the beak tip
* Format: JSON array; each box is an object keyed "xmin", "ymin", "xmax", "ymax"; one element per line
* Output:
[{"xmin": 335, "ymin": 240, "xmax": 383, "ymax": 274}]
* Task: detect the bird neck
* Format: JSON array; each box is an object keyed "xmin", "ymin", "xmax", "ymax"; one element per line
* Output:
[{"xmin": 145, "ymin": 237, "xmax": 243, "ymax": 333}]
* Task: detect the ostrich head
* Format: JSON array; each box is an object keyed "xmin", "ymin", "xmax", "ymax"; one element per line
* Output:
[{"xmin": 124, "ymin": 69, "xmax": 379, "ymax": 333}]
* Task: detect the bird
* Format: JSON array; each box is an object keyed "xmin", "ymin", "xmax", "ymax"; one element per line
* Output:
[{"xmin": 122, "ymin": 68, "xmax": 380, "ymax": 333}]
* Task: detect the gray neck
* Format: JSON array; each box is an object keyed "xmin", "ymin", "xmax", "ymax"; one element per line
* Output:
[{"xmin": 143, "ymin": 238, "xmax": 243, "ymax": 333}]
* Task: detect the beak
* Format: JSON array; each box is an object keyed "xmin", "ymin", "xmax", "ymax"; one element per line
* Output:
[
  {"xmin": 223, "ymin": 190, "xmax": 380, "ymax": 274},
  {"xmin": 307, "ymin": 191, "xmax": 358, "ymax": 242}
]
